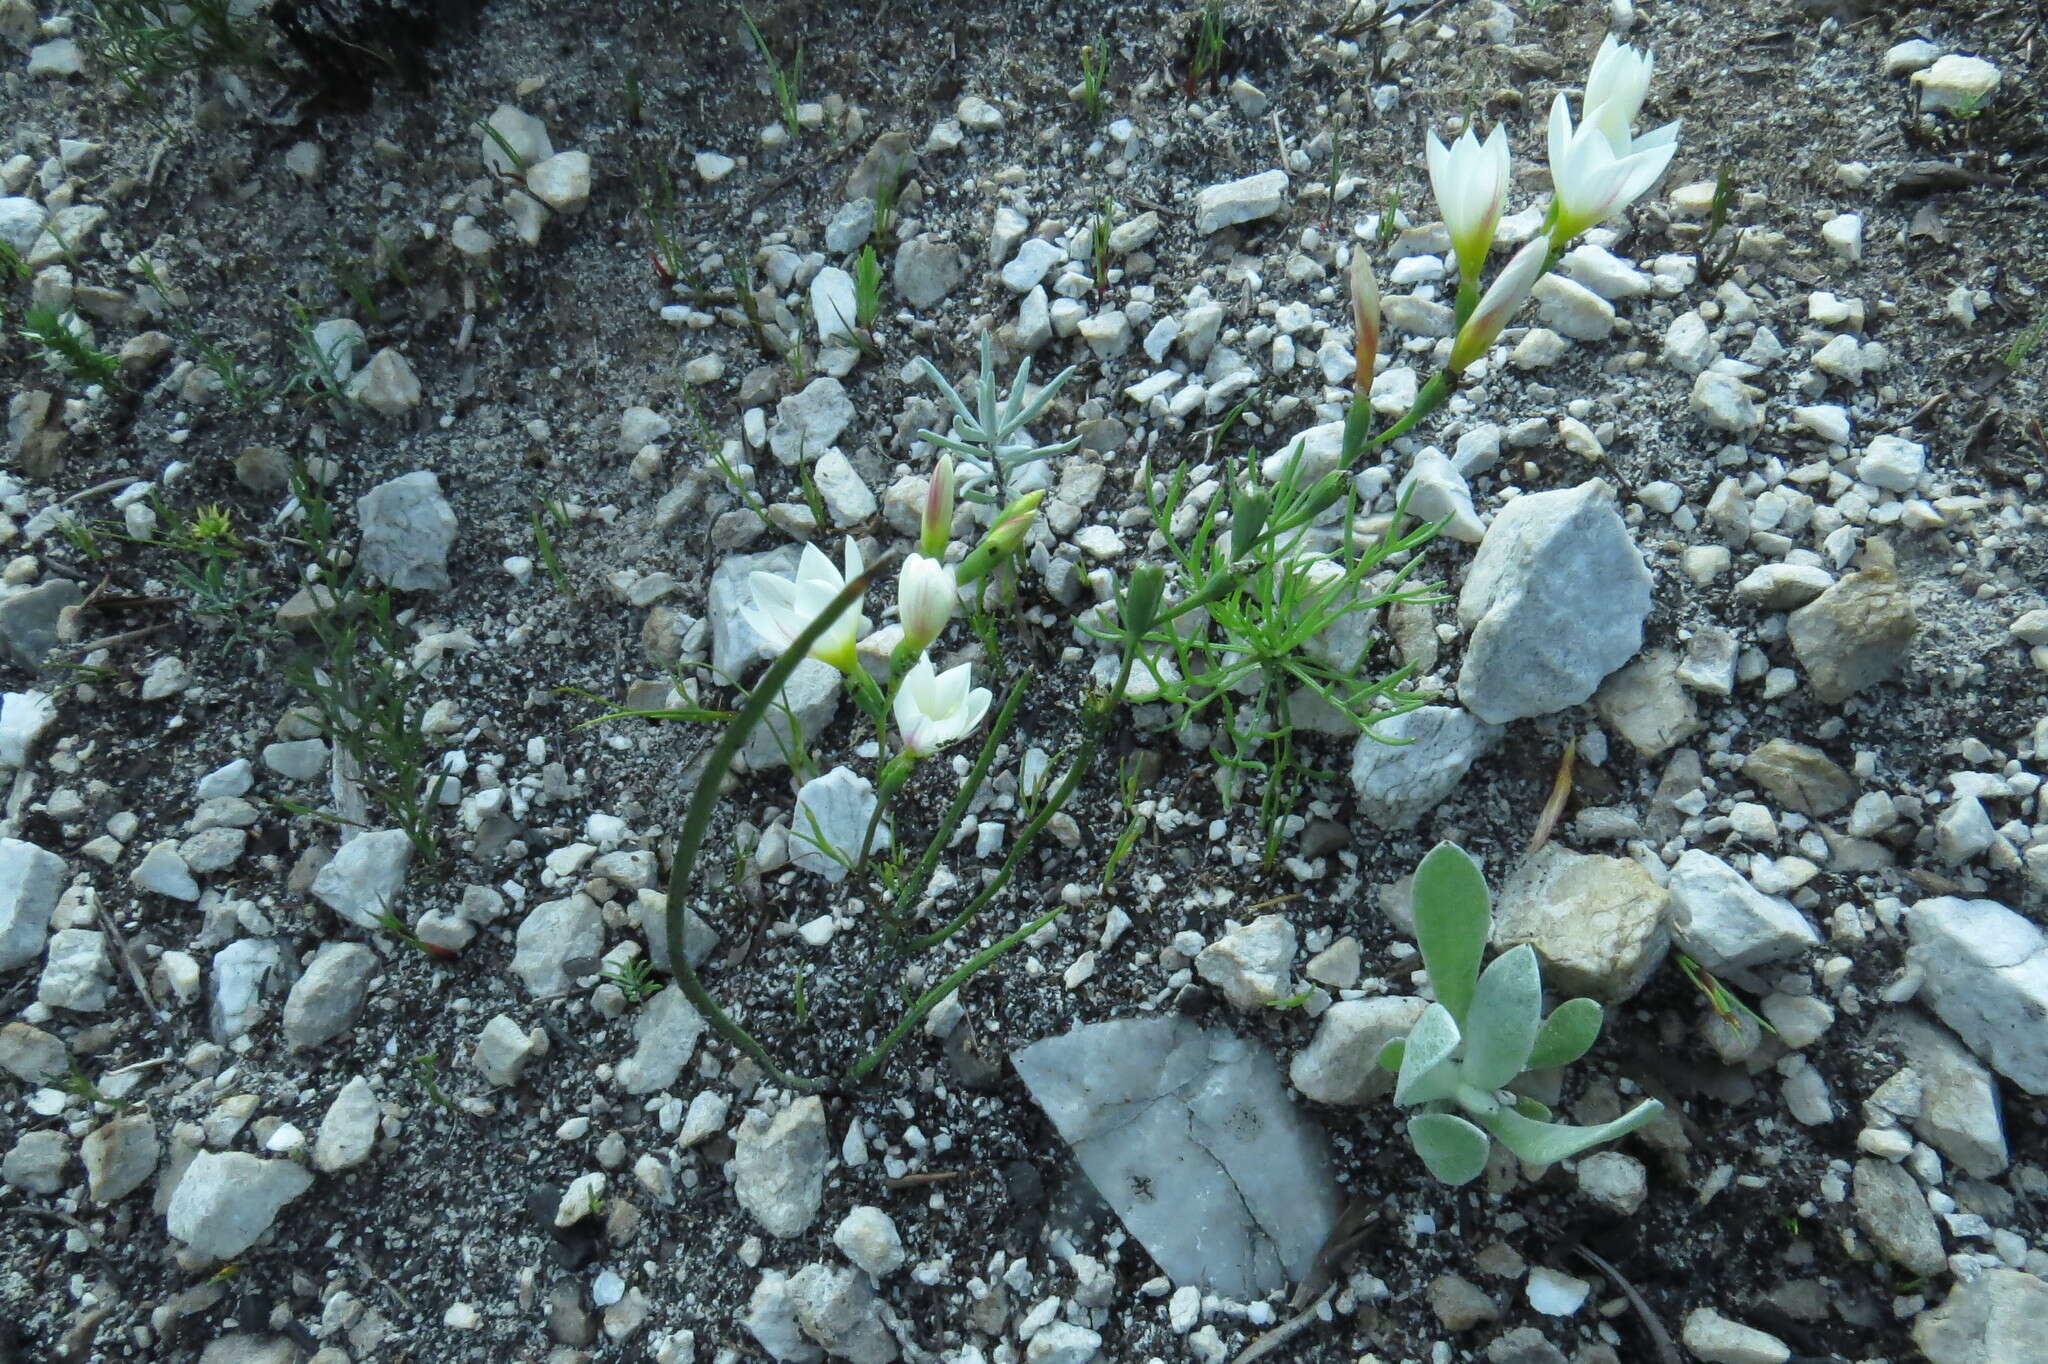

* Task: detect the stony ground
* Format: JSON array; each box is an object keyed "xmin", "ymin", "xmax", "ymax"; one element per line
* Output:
[{"xmin": 0, "ymin": 0, "xmax": 2044, "ymax": 1362}]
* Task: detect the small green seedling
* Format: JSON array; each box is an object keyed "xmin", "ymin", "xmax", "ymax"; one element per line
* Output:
[
  {"xmin": 853, "ymin": 244, "xmax": 883, "ymax": 330},
  {"xmin": 602, "ymin": 956, "xmax": 664, "ymax": 1004},
  {"xmin": 913, "ymin": 334, "xmax": 1081, "ymax": 502},
  {"xmin": 1377, "ymin": 843, "xmax": 1661, "ymax": 1186},
  {"xmin": 1077, "ymin": 35, "xmax": 1110, "ymax": 121},
  {"xmin": 1184, "ymin": 0, "xmax": 1227, "ymax": 97},
  {"xmin": 1374, "ymin": 189, "xmax": 1402, "ymax": 248},
  {"xmin": 2002, "ymin": 311, "xmax": 2047, "ymax": 370},
  {"xmin": 738, "ymin": 5, "xmax": 804, "ymax": 139},
  {"xmin": 20, "ymin": 306, "xmax": 120, "ymax": 386},
  {"xmin": 1696, "ymin": 167, "xmax": 1741, "ymax": 286}
]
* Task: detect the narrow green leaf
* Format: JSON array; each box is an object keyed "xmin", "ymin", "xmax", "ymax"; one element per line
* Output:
[
  {"xmin": 1393, "ymin": 1004, "xmax": 1463, "ymax": 1107},
  {"xmin": 1412, "ymin": 842, "xmax": 1489, "ymax": 1025},
  {"xmin": 1460, "ymin": 944, "xmax": 1542, "ymax": 1091},
  {"xmin": 1483, "ymin": 1099, "xmax": 1663, "ymax": 1168},
  {"xmin": 1527, "ymin": 997, "xmax": 1605, "ymax": 1070},
  {"xmin": 1408, "ymin": 1112, "xmax": 1491, "ymax": 1186}
]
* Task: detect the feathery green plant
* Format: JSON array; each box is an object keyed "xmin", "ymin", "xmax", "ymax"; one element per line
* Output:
[{"xmin": 20, "ymin": 306, "xmax": 119, "ymax": 386}]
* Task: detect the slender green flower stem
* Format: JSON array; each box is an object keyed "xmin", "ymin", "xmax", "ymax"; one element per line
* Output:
[
  {"xmin": 845, "ymin": 641, "xmax": 1142, "ymax": 1084},
  {"xmin": 902, "ymin": 644, "xmax": 1138, "ymax": 956},
  {"xmin": 660, "ymin": 565, "xmax": 887, "ymax": 1094},
  {"xmin": 879, "ymin": 676, "xmax": 1032, "ymax": 939}
]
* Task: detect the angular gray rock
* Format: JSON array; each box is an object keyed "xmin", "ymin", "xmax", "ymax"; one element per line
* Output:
[
  {"xmin": 791, "ymin": 766, "xmax": 887, "ymax": 881},
  {"xmin": 1742, "ymin": 739, "xmax": 1857, "ymax": 816},
  {"xmin": 833, "ymin": 1206, "xmax": 905, "ymax": 1278},
  {"xmin": 166, "ymin": 1151, "xmax": 315, "ymax": 1259},
  {"xmin": 512, "ymin": 892, "xmax": 602, "ymax": 997},
  {"xmin": 472, "ymin": 1014, "xmax": 540, "ymax": 1087},
  {"xmin": 614, "ymin": 984, "xmax": 706, "ymax": 1095},
  {"xmin": 37, "ymin": 928, "xmax": 111, "ymax": 1011},
  {"xmin": 1195, "ymin": 914, "xmax": 1296, "ymax": 1009},
  {"xmin": 1456, "ymin": 481, "xmax": 1652, "ymax": 724},
  {"xmin": 633, "ymin": 891, "xmax": 720, "ymax": 973},
  {"xmin": 1492, "ymin": 845, "xmax": 1671, "ymax": 1002},
  {"xmin": 1906, "ymin": 896, "xmax": 2048, "ymax": 1095},
  {"xmin": 1290, "ymin": 997, "xmax": 1427, "ymax": 1105},
  {"xmin": 313, "ymin": 1076, "xmax": 381, "ymax": 1173},
  {"xmin": 893, "ymin": 234, "xmax": 966, "ymax": 308},
  {"xmin": 1593, "ymin": 650, "xmax": 1699, "ymax": 757},
  {"xmin": 1850, "ymin": 1157, "xmax": 1945, "ymax": 1275},
  {"xmin": 734, "ymin": 1096, "xmax": 831, "ymax": 1238},
  {"xmin": 0, "ymin": 1020, "xmax": 66, "ymax": 1082},
  {"xmin": 1026, "ymin": 1323, "xmax": 1103, "ymax": 1364},
  {"xmin": 282, "ymin": 942, "xmax": 378, "ymax": 1051},
  {"xmin": 710, "ymin": 544, "xmax": 802, "ymax": 682},
  {"xmin": 0, "ymin": 836, "xmax": 67, "ymax": 972},
  {"xmin": 82, "ymin": 1111, "xmax": 159, "ymax": 1202},
  {"xmin": 768, "ymin": 378, "xmax": 855, "ymax": 465},
  {"xmin": 1349, "ymin": 706, "xmax": 1503, "ymax": 829},
  {"xmin": 1886, "ymin": 1012, "xmax": 2008, "ymax": 1178},
  {"xmin": 0, "ymin": 579, "xmax": 82, "ymax": 670},
  {"xmin": 746, "ymin": 1269, "xmax": 823, "ymax": 1364},
  {"xmin": 788, "ymin": 1264, "xmax": 897, "ymax": 1364},
  {"xmin": 309, "ymin": 828, "xmax": 415, "ymax": 930},
  {"xmin": 210, "ymin": 938, "xmax": 286, "ymax": 1041},
  {"xmin": 3, "ymin": 1129, "xmax": 69, "ymax": 1193},
  {"xmin": 1193, "ymin": 169, "xmax": 1288, "ymax": 235},
  {"xmin": 1012, "ymin": 1016, "xmax": 1341, "ymax": 1297},
  {"xmin": 1665, "ymin": 850, "xmax": 1818, "ymax": 979},
  {"xmin": 1912, "ymin": 1269, "xmax": 2048, "ymax": 1364},
  {"xmin": 1787, "ymin": 566, "xmax": 1916, "ymax": 704},
  {"xmin": 739, "ymin": 659, "xmax": 843, "ymax": 772},
  {"xmin": 356, "ymin": 472, "xmax": 457, "ymax": 592}
]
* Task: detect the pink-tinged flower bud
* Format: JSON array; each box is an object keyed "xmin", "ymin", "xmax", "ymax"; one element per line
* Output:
[
  {"xmin": 986, "ymin": 490, "xmax": 1043, "ymax": 554},
  {"xmin": 1350, "ymin": 251, "xmax": 1381, "ymax": 394},
  {"xmin": 897, "ymin": 553, "xmax": 956, "ymax": 653},
  {"xmin": 921, "ymin": 454, "xmax": 955, "ymax": 559},
  {"xmin": 956, "ymin": 490, "xmax": 1045, "ymax": 585},
  {"xmin": 1448, "ymin": 239, "xmax": 1549, "ymax": 376}
]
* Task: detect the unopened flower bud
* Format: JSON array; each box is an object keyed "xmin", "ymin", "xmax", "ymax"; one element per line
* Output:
[
  {"xmin": 897, "ymin": 553, "xmax": 956, "ymax": 653},
  {"xmin": 921, "ymin": 454, "xmax": 955, "ymax": 559},
  {"xmin": 1350, "ymin": 251, "xmax": 1381, "ymax": 394}
]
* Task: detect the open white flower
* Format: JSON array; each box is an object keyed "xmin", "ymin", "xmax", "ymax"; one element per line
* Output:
[
  {"xmin": 893, "ymin": 656, "xmax": 991, "ymax": 758},
  {"xmin": 1448, "ymin": 238, "xmax": 1549, "ymax": 374},
  {"xmin": 897, "ymin": 553, "xmax": 957, "ymax": 653},
  {"xmin": 743, "ymin": 539, "xmax": 870, "ymax": 674},
  {"xmin": 1425, "ymin": 125, "xmax": 1510, "ymax": 290},
  {"xmin": 1583, "ymin": 34, "xmax": 1655, "ymax": 140},
  {"xmin": 1546, "ymin": 90, "xmax": 1679, "ymax": 245}
]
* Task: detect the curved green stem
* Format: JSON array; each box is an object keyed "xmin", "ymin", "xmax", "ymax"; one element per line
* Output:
[{"xmin": 660, "ymin": 562, "xmax": 890, "ymax": 1094}]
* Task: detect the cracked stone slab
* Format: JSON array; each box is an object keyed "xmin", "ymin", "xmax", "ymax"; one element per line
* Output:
[{"xmin": 1011, "ymin": 1016, "xmax": 1340, "ymax": 1297}]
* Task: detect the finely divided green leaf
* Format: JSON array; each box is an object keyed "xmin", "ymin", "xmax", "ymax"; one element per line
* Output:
[
  {"xmin": 1460, "ymin": 943, "xmax": 1542, "ymax": 1091},
  {"xmin": 1412, "ymin": 842, "xmax": 1489, "ymax": 1025},
  {"xmin": 1527, "ymin": 997, "xmax": 1605, "ymax": 1070},
  {"xmin": 1408, "ymin": 1112, "xmax": 1491, "ymax": 1186}
]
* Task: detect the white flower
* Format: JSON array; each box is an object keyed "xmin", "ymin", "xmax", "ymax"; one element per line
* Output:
[
  {"xmin": 1448, "ymin": 239, "xmax": 1549, "ymax": 375},
  {"xmin": 1583, "ymin": 34, "xmax": 1655, "ymax": 141},
  {"xmin": 1425, "ymin": 125, "xmax": 1510, "ymax": 287},
  {"xmin": 897, "ymin": 553, "xmax": 957, "ymax": 653},
  {"xmin": 1546, "ymin": 90, "xmax": 1679, "ymax": 245},
  {"xmin": 893, "ymin": 656, "xmax": 991, "ymax": 758},
  {"xmin": 743, "ymin": 539, "xmax": 870, "ymax": 674}
]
